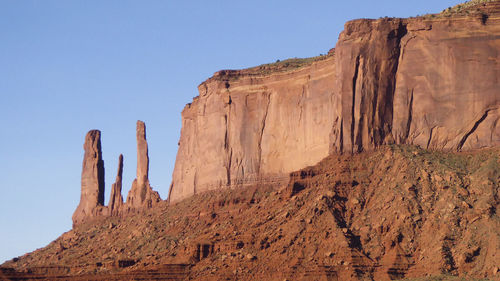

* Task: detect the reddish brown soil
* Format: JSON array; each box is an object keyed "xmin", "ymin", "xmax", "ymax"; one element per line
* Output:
[{"xmin": 1, "ymin": 145, "xmax": 499, "ymax": 280}]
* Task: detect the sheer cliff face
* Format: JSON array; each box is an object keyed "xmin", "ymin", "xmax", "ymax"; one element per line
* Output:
[
  {"xmin": 392, "ymin": 16, "xmax": 500, "ymax": 150},
  {"xmin": 170, "ymin": 57, "xmax": 338, "ymax": 202},
  {"xmin": 333, "ymin": 14, "xmax": 500, "ymax": 153},
  {"xmin": 332, "ymin": 19, "xmax": 408, "ymax": 153},
  {"xmin": 170, "ymin": 8, "xmax": 500, "ymax": 203}
]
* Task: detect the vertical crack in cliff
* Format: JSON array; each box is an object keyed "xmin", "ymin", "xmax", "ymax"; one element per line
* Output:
[
  {"xmin": 298, "ymin": 86, "xmax": 306, "ymax": 124},
  {"xmin": 339, "ymin": 119, "xmax": 344, "ymax": 153},
  {"xmin": 257, "ymin": 93, "xmax": 271, "ymax": 175},
  {"xmin": 224, "ymin": 99, "xmax": 232, "ymax": 185},
  {"xmin": 226, "ymin": 148, "xmax": 233, "ymax": 186},
  {"xmin": 457, "ymin": 109, "xmax": 491, "ymax": 151},
  {"xmin": 223, "ymin": 114, "xmax": 230, "ymax": 184},
  {"xmin": 404, "ymin": 89, "xmax": 414, "ymax": 143},
  {"xmin": 427, "ymin": 126, "xmax": 435, "ymax": 150},
  {"xmin": 224, "ymin": 114, "xmax": 229, "ymax": 149},
  {"xmin": 351, "ymin": 55, "xmax": 361, "ymax": 153},
  {"xmin": 193, "ymin": 170, "xmax": 198, "ymax": 195}
]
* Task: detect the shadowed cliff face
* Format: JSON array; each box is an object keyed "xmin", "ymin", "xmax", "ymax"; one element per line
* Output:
[
  {"xmin": 170, "ymin": 4, "xmax": 500, "ymax": 203},
  {"xmin": 333, "ymin": 18, "xmax": 408, "ymax": 153}
]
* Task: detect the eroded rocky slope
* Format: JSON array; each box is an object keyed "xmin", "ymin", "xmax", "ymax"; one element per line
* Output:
[{"xmin": 2, "ymin": 146, "xmax": 498, "ymax": 280}]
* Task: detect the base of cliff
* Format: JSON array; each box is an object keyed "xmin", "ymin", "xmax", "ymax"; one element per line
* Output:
[{"xmin": 2, "ymin": 145, "xmax": 499, "ymax": 281}]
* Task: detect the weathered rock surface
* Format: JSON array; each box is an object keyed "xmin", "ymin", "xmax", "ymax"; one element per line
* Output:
[
  {"xmin": 169, "ymin": 2, "xmax": 500, "ymax": 203},
  {"xmin": 126, "ymin": 121, "xmax": 161, "ymax": 210},
  {"xmin": 72, "ymin": 130, "xmax": 105, "ymax": 226},
  {"xmin": 5, "ymin": 146, "xmax": 499, "ymax": 280},
  {"xmin": 8, "ymin": 2, "xmax": 500, "ymax": 280},
  {"xmin": 108, "ymin": 154, "xmax": 124, "ymax": 216},
  {"xmin": 73, "ymin": 121, "xmax": 161, "ymax": 225},
  {"xmin": 333, "ymin": 13, "xmax": 500, "ymax": 153},
  {"xmin": 169, "ymin": 55, "xmax": 338, "ymax": 202}
]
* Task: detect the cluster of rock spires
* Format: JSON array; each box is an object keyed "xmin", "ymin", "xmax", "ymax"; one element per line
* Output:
[
  {"xmin": 73, "ymin": 1, "xmax": 500, "ymax": 217},
  {"xmin": 72, "ymin": 121, "xmax": 160, "ymax": 226}
]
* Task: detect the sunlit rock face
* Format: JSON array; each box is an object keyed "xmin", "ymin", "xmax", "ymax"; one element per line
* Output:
[
  {"xmin": 72, "ymin": 130, "xmax": 105, "ymax": 226},
  {"xmin": 169, "ymin": 56, "xmax": 338, "ymax": 202},
  {"xmin": 126, "ymin": 120, "xmax": 161, "ymax": 210},
  {"xmin": 170, "ymin": 5, "xmax": 500, "ymax": 203},
  {"xmin": 73, "ymin": 121, "xmax": 161, "ymax": 225}
]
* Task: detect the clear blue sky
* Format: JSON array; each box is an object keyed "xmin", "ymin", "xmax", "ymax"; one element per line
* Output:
[{"xmin": 0, "ymin": 0, "xmax": 464, "ymax": 264}]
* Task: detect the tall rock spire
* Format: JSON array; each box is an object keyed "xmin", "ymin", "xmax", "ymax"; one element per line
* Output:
[
  {"xmin": 72, "ymin": 122, "xmax": 161, "ymax": 224},
  {"xmin": 108, "ymin": 154, "xmax": 124, "ymax": 216},
  {"xmin": 72, "ymin": 130, "xmax": 105, "ymax": 226},
  {"xmin": 136, "ymin": 120, "xmax": 149, "ymax": 188},
  {"xmin": 126, "ymin": 121, "xmax": 160, "ymax": 209}
]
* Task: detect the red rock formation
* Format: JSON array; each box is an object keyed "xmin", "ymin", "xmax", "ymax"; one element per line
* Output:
[
  {"xmin": 332, "ymin": 14, "xmax": 500, "ymax": 153},
  {"xmin": 72, "ymin": 130, "xmax": 105, "ymax": 226},
  {"xmin": 169, "ymin": 56, "xmax": 338, "ymax": 202},
  {"xmin": 392, "ymin": 15, "xmax": 500, "ymax": 150},
  {"xmin": 7, "ymin": 2, "xmax": 500, "ymax": 280},
  {"xmin": 108, "ymin": 154, "xmax": 124, "ymax": 216},
  {"xmin": 126, "ymin": 121, "xmax": 161, "ymax": 209},
  {"xmin": 73, "ymin": 122, "xmax": 161, "ymax": 224},
  {"xmin": 332, "ymin": 18, "xmax": 406, "ymax": 153},
  {"xmin": 6, "ymin": 147, "xmax": 499, "ymax": 280},
  {"xmin": 169, "ymin": 2, "xmax": 500, "ymax": 203}
]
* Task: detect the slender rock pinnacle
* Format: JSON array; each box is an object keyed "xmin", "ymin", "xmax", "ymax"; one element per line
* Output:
[
  {"xmin": 72, "ymin": 130, "xmax": 105, "ymax": 226},
  {"xmin": 126, "ymin": 121, "xmax": 160, "ymax": 209},
  {"xmin": 108, "ymin": 154, "xmax": 124, "ymax": 216},
  {"xmin": 136, "ymin": 120, "xmax": 149, "ymax": 188}
]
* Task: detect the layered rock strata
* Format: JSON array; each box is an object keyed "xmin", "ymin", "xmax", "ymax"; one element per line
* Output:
[
  {"xmin": 169, "ymin": 3, "xmax": 500, "ymax": 202},
  {"xmin": 169, "ymin": 56, "xmax": 338, "ymax": 202},
  {"xmin": 72, "ymin": 121, "xmax": 160, "ymax": 225}
]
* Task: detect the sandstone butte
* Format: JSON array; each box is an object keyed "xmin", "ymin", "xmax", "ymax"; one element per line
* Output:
[
  {"xmin": 169, "ymin": 1, "xmax": 500, "ymax": 203},
  {"xmin": 1, "ymin": 1, "xmax": 500, "ymax": 281}
]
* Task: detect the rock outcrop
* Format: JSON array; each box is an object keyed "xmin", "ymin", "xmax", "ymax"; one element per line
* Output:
[
  {"xmin": 169, "ymin": 2, "xmax": 500, "ymax": 203},
  {"xmin": 6, "ymin": 146, "xmax": 500, "ymax": 280},
  {"xmin": 5, "ymin": 2, "xmax": 500, "ymax": 280},
  {"xmin": 169, "ymin": 55, "xmax": 338, "ymax": 202},
  {"xmin": 72, "ymin": 130, "xmax": 106, "ymax": 226},
  {"xmin": 332, "ymin": 14, "xmax": 500, "ymax": 153},
  {"xmin": 108, "ymin": 154, "xmax": 124, "ymax": 216},
  {"xmin": 126, "ymin": 121, "xmax": 160, "ymax": 210},
  {"xmin": 332, "ymin": 18, "xmax": 407, "ymax": 153},
  {"xmin": 73, "ymin": 121, "xmax": 160, "ymax": 225}
]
